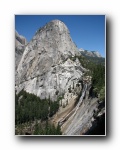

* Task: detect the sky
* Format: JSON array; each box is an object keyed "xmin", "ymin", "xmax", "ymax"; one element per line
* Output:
[{"xmin": 15, "ymin": 15, "xmax": 105, "ymax": 57}]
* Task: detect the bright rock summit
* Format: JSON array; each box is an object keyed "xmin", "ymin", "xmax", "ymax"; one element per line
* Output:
[{"xmin": 15, "ymin": 20, "xmax": 84, "ymax": 102}]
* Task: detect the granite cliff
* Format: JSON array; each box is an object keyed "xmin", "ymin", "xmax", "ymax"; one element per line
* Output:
[
  {"xmin": 15, "ymin": 19, "xmax": 105, "ymax": 135},
  {"xmin": 15, "ymin": 20, "xmax": 84, "ymax": 104},
  {"xmin": 15, "ymin": 31, "xmax": 27, "ymax": 70}
]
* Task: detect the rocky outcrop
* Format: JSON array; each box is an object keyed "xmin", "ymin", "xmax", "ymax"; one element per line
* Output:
[
  {"xmin": 15, "ymin": 20, "xmax": 85, "ymax": 101},
  {"xmin": 15, "ymin": 19, "xmax": 105, "ymax": 135},
  {"xmin": 79, "ymin": 48, "xmax": 102, "ymax": 58},
  {"xmin": 59, "ymin": 81, "xmax": 105, "ymax": 135},
  {"xmin": 15, "ymin": 31, "xmax": 27, "ymax": 70},
  {"xmin": 62, "ymin": 96, "xmax": 99, "ymax": 135}
]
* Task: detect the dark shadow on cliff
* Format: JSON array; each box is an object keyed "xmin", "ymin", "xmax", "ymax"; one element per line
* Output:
[{"xmin": 84, "ymin": 113, "xmax": 105, "ymax": 135}]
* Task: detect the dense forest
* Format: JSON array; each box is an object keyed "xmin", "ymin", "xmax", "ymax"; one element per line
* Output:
[
  {"xmin": 80, "ymin": 55, "xmax": 105, "ymax": 101},
  {"xmin": 15, "ymin": 90, "xmax": 62, "ymax": 135},
  {"xmin": 80, "ymin": 53, "xmax": 105, "ymax": 65},
  {"xmin": 15, "ymin": 90, "xmax": 60, "ymax": 125},
  {"xmin": 34, "ymin": 121, "xmax": 62, "ymax": 135}
]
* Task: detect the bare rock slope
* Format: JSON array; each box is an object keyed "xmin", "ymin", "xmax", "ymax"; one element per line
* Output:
[
  {"xmin": 15, "ymin": 20, "xmax": 105, "ymax": 135},
  {"xmin": 15, "ymin": 31, "xmax": 27, "ymax": 69},
  {"xmin": 15, "ymin": 20, "xmax": 85, "ymax": 102}
]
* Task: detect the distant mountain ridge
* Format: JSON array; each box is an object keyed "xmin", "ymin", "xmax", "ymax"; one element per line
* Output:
[
  {"xmin": 79, "ymin": 48, "xmax": 102, "ymax": 58},
  {"xmin": 15, "ymin": 31, "xmax": 27, "ymax": 70},
  {"xmin": 15, "ymin": 19, "xmax": 105, "ymax": 136}
]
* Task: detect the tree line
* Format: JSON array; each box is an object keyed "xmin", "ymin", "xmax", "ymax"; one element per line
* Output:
[
  {"xmin": 15, "ymin": 90, "xmax": 59, "ymax": 125},
  {"xmin": 70, "ymin": 55, "xmax": 105, "ymax": 101},
  {"xmin": 34, "ymin": 121, "xmax": 62, "ymax": 135}
]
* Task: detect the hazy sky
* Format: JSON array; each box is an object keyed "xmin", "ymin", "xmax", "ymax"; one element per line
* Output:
[{"xmin": 15, "ymin": 15, "xmax": 105, "ymax": 57}]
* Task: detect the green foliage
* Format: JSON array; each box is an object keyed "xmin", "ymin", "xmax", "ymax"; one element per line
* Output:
[
  {"xmin": 49, "ymin": 100, "xmax": 59, "ymax": 117},
  {"xmin": 69, "ymin": 55, "xmax": 97, "ymax": 75},
  {"xmin": 15, "ymin": 90, "xmax": 60, "ymax": 125},
  {"xmin": 57, "ymin": 93, "xmax": 64, "ymax": 101},
  {"xmin": 67, "ymin": 55, "xmax": 105, "ymax": 101},
  {"xmin": 82, "ymin": 54, "xmax": 105, "ymax": 65},
  {"xmin": 70, "ymin": 55, "xmax": 105, "ymax": 101},
  {"xmin": 60, "ymin": 99, "xmax": 62, "ymax": 106},
  {"xmin": 34, "ymin": 121, "xmax": 62, "ymax": 135},
  {"xmin": 92, "ymin": 64, "xmax": 105, "ymax": 91},
  {"xmin": 69, "ymin": 54, "xmax": 105, "ymax": 76},
  {"xmin": 99, "ymin": 86, "xmax": 105, "ymax": 101}
]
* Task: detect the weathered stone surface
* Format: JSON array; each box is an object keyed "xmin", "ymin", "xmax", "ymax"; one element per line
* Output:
[
  {"xmin": 15, "ymin": 31, "xmax": 27, "ymax": 46},
  {"xmin": 15, "ymin": 31, "xmax": 27, "ymax": 70},
  {"xmin": 79, "ymin": 48, "xmax": 102, "ymax": 57},
  {"xmin": 63, "ymin": 97, "xmax": 99, "ymax": 135},
  {"xmin": 15, "ymin": 20, "xmax": 84, "ymax": 101},
  {"xmin": 15, "ymin": 19, "xmax": 105, "ymax": 135}
]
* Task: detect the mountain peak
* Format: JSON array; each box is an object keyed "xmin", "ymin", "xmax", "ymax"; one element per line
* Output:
[
  {"xmin": 35, "ymin": 19, "xmax": 70, "ymax": 38},
  {"xmin": 91, "ymin": 51, "xmax": 102, "ymax": 57},
  {"xmin": 79, "ymin": 49, "xmax": 102, "ymax": 58},
  {"xmin": 15, "ymin": 30, "xmax": 27, "ymax": 46},
  {"xmin": 15, "ymin": 20, "xmax": 81, "ymax": 100},
  {"xmin": 50, "ymin": 19, "xmax": 63, "ymax": 24},
  {"xmin": 15, "ymin": 31, "xmax": 27, "ymax": 70},
  {"xmin": 49, "ymin": 19, "xmax": 66, "ymax": 26}
]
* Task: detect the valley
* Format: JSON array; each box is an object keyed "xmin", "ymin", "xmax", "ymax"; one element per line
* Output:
[{"xmin": 15, "ymin": 19, "xmax": 105, "ymax": 135}]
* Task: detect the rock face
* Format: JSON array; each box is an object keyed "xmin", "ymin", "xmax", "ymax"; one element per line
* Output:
[
  {"xmin": 79, "ymin": 48, "xmax": 102, "ymax": 58},
  {"xmin": 15, "ymin": 19, "xmax": 105, "ymax": 135},
  {"xmin": 15, "ymin": 31, "xmax": 27, "ymax": 70},
  {"xmin": 15, "ymin": 20, "xmax": 85, "ymax": 101},
  {"xmin": 58, "ymin": 80, "xmax": 105, "ymax": 135},
  {"xmin": 63, "ymin": 96, "xmax": 99, "ymax": 135}
]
